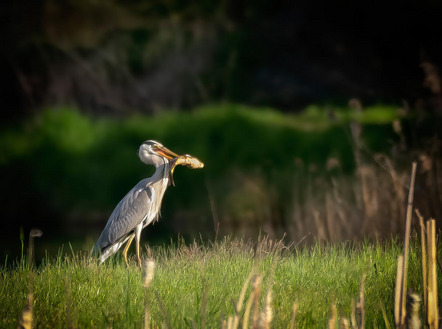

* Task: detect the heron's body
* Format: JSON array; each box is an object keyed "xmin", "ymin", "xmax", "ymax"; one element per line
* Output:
[
  {"xmin": 93, "ymin": 140, "xmax": 182, "ymax": 266},
  {"xmin": 94, "ymin": 163, "xmax": 170, "ymax": 264}
]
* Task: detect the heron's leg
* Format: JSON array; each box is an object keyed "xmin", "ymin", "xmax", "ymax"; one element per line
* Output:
[
  {"xmin": 135, "ymin": 224, "xmax": 143, "ymax": 268},
  {"xmin": 122, "ymin": 235, "xmax": 135, "ymax": 267}
]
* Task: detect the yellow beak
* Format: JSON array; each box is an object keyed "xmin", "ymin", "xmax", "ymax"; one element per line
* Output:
[{"xmin": 155, "ymin": 145, "xmax": 179, "ymax": 160}]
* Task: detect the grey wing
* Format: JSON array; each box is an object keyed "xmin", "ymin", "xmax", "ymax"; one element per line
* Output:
[{"xmin": 94, "ymin": 185, "xmax": 153, "ymax": 254}]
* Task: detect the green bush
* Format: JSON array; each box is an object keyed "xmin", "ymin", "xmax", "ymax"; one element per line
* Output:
[{"xmin": 0, "ymin": 104, "xmax": 401, "ymax": 245}]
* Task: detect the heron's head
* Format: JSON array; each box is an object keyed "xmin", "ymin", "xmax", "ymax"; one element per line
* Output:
[{"xmin": 138, "ymin": 140, "xmax": 179, "ymax": 167}]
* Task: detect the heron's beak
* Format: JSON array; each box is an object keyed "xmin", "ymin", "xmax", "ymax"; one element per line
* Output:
[
  {"xmin": 155, "ymin": 145, "xmax": 179, "ymax": 187},
  {"xmin": 155, "ymin": 145, "xmax": 179, "ymax": 160}
]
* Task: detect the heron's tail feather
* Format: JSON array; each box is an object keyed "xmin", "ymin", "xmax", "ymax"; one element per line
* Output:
[
  {"xmin": 98, "ymin": 243, "xmax": 123, "ymax": 264},
  {"xmin": 93, "ymin": 238, "xmax": 128, "ymax": 264}
]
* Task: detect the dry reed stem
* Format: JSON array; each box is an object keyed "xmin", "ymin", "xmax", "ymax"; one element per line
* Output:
[
  {"xmin": 28, "ymin": 229, "xmax": 42, "ymax": 269},
  {"xmin": 358, "ymin": 165, "xmax": 377, "ymax": 220},
  {"xmin": 426, "ymin": 219, "xmax": 439, "ymax": 329},
  {"xmin": 357, "ymin": 273, "xmax": 366, "ymax": 329},
  {"xmin": 232, "ymin": 270, "xmax": 255, "ymax": 329},
  {"xmin": 428, "ymin": 292, "xmax": 437, "ymax": 329},
  {"xmin": 312, "ymin": 209, "xmax": 327, "ymax": 241},
  {"xmin": 394, "ymin": 255, "xmax": 404, "ymax": 327},
  {"xmin": 242, "ymin": 293, "xmax": 254, "ymax": 329},
  {"xmin": 227, "ymin": 316, "xmax": 234, "ymax": 329},
  {"xmin": 399, "ymin": 162, "xmax": 417, "ymax": 327},
  {"xmin": 415, "ymin": 209, "xmax": 427, "ymax": 315},
  {"xmin": 259, "ymin": 290, "xmax": 273, "ymax": 329},
  {"xmin": 18, "ymin": 229, "xmax": 42, "ymax": 329},
  {"xmin": 252, "ymin": 275, "xmax": 262, "ymax": 329},
  {"xmin": 328, "ymin": 303, "xmax": 337, "ymax": 329},
  {"xmin": 289, "ymin": 301, "xmax": 298, "ymax": 329},
  {"xmin": 143, "ymin": 259, "xmax": 155, "ymax": 329},
  {"xmin": 325, "ymin": 193, "xmax": 338, "ymax": 241},
  {"xmin": 350, "ymin": 299, "xmax": 358, "ymax": 329},
  {"xmin": 330, "ymin": 185, "xmax": 352, "ymax": 237},
  {"xmin": 383, "ymin": 157, "xmax": 406, "ymax": 212},
  {"xmin": 339, "ymin": 317, "xmax": 350, "ymax": 329}
]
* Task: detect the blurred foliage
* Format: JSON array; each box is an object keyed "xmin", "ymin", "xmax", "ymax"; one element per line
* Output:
[
  {"xmin": 0, "ymin": 104, "xmax": 402, "ymax": 242},
  {"xmin": 4, "ymin": 0, "xmax": 442, "ymax": 119}
]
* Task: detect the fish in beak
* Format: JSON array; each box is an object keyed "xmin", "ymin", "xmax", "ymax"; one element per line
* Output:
[{"xmin": 168, "ymin": 154, "xmax": 204, "ymax": 186}]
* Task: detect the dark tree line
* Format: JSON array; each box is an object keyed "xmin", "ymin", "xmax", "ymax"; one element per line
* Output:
[{"xmin": 1, "ymin": 0, "xmax": 442, "ymax": 120}]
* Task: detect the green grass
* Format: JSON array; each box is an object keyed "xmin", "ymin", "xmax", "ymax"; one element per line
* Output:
[{"xmin": 0, "ymin": 237, "xmax": 430, "ymax": 328}]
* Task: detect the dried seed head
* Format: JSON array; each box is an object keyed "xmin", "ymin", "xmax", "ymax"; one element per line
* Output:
[
  {"xmin": 18, "ymin": 292, "xmax": 33, "ymax": 329},
  {"xmin": 252, "ymin": 275, "xmax": 262, "ymax": 292},
  {"xmin": 407, "ymin": 293, "xmax": 421, "ymax": 329},
  {"xmin": 419, "ymin": 153, "xmax": 432, "ymax": 173},
  {"xmin": 143, "ymin": 259, "xmax": 155, "ymax": 288},
  {"xmin": 30, "ymin": 229, "xmax": 43, "ymax": 238},
  {"xmin": 392, "ymin": 119, "xmax": 402, "ymax": 135}
]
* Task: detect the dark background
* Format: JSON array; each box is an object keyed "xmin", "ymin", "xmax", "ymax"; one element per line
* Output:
[
  {"xmin": 1, "ymin": 0, "xmax": 442, "ymax": 261},
  {"xmin": 2, "ymin": 0, "xmax": 442, "ymax": 119}
]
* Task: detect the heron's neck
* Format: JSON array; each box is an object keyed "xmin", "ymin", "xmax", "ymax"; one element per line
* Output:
[
  {"xmin": 148, "ymin": 162, "xmax": 170, "ymax": 218},
  {"xmin": 151, "ymin": 161, "xmax": 170, "ymax": 184}
]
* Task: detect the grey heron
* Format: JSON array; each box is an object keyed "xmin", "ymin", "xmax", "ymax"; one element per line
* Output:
[{"xmin": 93, "ymin": 140, "xmax": 203, "ymax": 267}]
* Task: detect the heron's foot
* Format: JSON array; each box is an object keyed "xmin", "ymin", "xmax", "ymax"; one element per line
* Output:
[
  {"xmin": 122, "ymin": 235, "xmax": 135, "ymax": 268},
  {"xmin": 136, "ymin": 257, "xmax": 142, "ymax": 269},
  {"xmin": 123, "ymin": 255, "xmax": 130, "ymax": 268}
]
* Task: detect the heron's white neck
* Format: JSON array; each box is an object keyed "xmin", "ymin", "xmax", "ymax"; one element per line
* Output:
[
  {"xmin": 150, "ymin": 159, "xmax": 170, "ymax": 182},
  {"xmin": 146, "ymin": 161, "xmax": 170, "ymax": 222}
]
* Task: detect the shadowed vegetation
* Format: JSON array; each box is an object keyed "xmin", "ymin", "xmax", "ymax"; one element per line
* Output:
[{"xmin": 0, "ymin": 104, "xmax": 410, "ymax": 251}]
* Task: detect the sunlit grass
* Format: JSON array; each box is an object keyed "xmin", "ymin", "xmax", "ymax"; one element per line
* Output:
[{"xmin": 0, "ymin": 237, "xmax": 428, "ymax": 328}]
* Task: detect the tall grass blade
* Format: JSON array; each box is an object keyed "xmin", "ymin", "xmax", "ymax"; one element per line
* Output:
[
  {"xmin": 379, "ymin": 302, "xmax": 392, "ymax": 329},
  {"xmin": 154, "ymin": 290, "xmax": 172, "ymax": 329}
]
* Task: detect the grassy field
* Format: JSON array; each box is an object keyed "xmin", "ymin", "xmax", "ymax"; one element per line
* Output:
[{"xmin": 0, "ymin": 236, "xmax": 431, "ymax": 328}]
